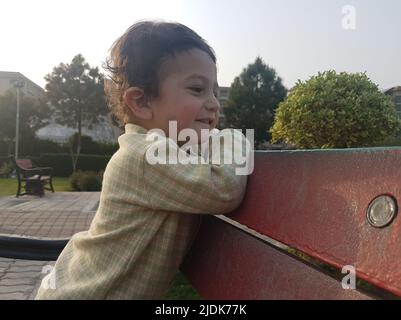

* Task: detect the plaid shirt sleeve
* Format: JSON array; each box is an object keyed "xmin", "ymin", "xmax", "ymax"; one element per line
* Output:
[
  {"xmin": 33, "ymin": 125, "xmax": 251, "ymax": 300},
  {"xmin": 143, "ymin": 128, "xmax": 251, "ymax": 214}
]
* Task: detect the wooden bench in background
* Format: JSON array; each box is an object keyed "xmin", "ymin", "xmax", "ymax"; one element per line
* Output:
[
  {"xmin": 10, "ymin": 156, "xmax": 55, "ymax": 197},
  {"xmin": 2, "ymin": 148, "xmax": 401, "ymax": 299}
]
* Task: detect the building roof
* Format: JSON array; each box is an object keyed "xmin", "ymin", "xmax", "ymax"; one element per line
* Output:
[
  {"xmin": 0, "ymin": 71, "xmax": 44, "ymax": 93},
  {"xmin": 383, "ymin": 86, "xmax": 401, "ymax": 95}
]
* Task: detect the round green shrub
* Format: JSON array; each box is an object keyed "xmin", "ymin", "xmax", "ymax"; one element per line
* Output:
[
  {"xmin": 69, "ymin": 171, "xmax": 82, "ymax": 191},
  {"xmin": 271, "ymin": 70, "xmax": 401, "ymax": 148},
  {"xmin": 69, "ymin": 170, "xmax": 102, "ymax": 191},
  {"xmin": 80, "ymin": 172, "xmax": 102, "ymax": 191}
]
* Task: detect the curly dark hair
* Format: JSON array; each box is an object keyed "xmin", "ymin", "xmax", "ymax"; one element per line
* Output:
[{"xmin": 103, "ymin": 20, "xmax": 217, "ymax": 125}]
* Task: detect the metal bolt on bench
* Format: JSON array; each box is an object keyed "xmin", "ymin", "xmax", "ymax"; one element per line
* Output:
[{"xmin": 366, "ymin": 195, "xmax": 397, "ymax": 228}]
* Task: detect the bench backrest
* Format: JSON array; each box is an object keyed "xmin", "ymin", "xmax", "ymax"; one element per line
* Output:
[
  {"xmin": 181, "ymin": 148, "xmax": 401, "ymax": 299},
  {"xmin": 16, "ymin": 159, "xmax": 33, "ymax": 170}
]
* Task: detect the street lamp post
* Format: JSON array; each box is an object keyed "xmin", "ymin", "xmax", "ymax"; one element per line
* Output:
[{"xmin": 13, "ymin": 80, "xmax": 25, "ymax": 160}]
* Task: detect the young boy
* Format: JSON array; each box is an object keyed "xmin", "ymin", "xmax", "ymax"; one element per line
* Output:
[{"xmin": 35, "ymin": 20, "xmax": 250, "ymax": 299}]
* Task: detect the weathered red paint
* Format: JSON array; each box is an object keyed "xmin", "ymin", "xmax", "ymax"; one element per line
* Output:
[
  {"xmin": 182, "ymin": 148, "xmax": 401, "ymax": 298},
  {"xmin": 228, "ymin": 148, "xmax": 401, "ymax": 297}
]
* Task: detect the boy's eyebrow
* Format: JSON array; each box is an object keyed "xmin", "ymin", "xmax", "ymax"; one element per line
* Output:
[{"xmin": 184, "ymin": 74, "xmax": 219, "ymax": 90}]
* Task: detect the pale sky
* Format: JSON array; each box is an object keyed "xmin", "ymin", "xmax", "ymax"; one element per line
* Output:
[{"xmin": 1, "ymin": 0, "xmax": 400, "ymax": 91}]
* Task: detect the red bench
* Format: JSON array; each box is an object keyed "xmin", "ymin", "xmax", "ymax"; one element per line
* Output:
[{"xmin": 181, "ymin": 148, "xmax": 401, "ymax": 299}]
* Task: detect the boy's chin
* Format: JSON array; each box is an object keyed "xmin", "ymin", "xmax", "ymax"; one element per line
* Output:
[
  {"xmin": 174, "ymin": 128, "xmax": 212, "ymax": 146},
  {"xmin": 179, "ymin": 137, "xmax": 206, "ymax": 146}
]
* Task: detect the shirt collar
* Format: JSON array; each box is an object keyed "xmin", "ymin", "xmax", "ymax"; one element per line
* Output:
[{"xmin": 124, "ymin": 123, "xmax": 148, "ymax": 135}]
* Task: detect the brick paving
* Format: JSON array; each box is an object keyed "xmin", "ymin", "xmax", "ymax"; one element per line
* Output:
[{"xmin": 0, "ymin": 192, "xmax": 99, "ymax": 299}]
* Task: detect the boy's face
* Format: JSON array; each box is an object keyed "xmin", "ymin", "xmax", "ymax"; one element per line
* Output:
[{"xmin": 148, "ymin": 48, "xmax": 220, "ymax": 144}]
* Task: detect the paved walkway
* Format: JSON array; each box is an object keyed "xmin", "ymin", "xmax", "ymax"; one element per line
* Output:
[{"xmin": 0, "ymin": 192, "xmax": 99, "ymax": 299}]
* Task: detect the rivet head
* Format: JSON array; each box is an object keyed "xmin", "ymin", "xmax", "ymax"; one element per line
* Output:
[{"xmin": 367, "ymin": 195, "xmax": 397, "ymax": 228}]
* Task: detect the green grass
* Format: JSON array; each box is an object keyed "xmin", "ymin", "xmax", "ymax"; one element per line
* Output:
[
  {"xmin": 0, "ymin": 177, "xmax": 72, "ymax": 196},
  {"xmin": 164, "ymin": 272, "xmax": 201, "ymax": 300},
  {"xmin": 0, "ymin": 177, "xmax": 200, "ymax": 299}
]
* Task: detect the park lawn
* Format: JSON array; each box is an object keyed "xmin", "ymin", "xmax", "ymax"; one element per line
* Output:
[
  {"xmin": 0, "ymin": 177, "xmax": 200, "ymax": 299},
  {"xmin": 0, "ymin": 177, "xmax": 72, "ymax": 196}
]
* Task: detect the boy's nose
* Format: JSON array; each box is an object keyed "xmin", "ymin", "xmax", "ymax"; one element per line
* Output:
[{"xmin": 205, "ymin": 97, "xmax": 220, "ymax": 112}]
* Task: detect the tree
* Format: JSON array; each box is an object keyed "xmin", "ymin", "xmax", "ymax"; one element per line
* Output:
[
  {"xmin": 270, "ymin": 70, "xmax": 401, "ymax": 149},
  {"xmin": 45, "ymin": 54, "xmax": 108, "ymax": 172},
  {"xmin": 223, "ymin": 57, "xmax": 287, "ymax": 147},
  {"xmin": 0, "ymin": 90, "xmax": 50, "ymax": 156}
]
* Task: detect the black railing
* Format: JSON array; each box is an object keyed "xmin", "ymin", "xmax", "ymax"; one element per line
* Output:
[{"xmin": 0, "ymin": 235, "xmax": 68, "ymax": 261}]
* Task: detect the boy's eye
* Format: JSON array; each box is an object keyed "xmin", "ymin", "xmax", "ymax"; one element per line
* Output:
[{"xmin": 189, "ymin": 87, "xmax": 203, "ymax": 94}]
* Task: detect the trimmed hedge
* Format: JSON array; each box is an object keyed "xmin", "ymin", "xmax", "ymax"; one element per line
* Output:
[
  {"xmin": 69, "ymin": 171, "xmax": 103, "ymax": 191},
  {"xmin": 1, "ymin": 135, "xmax": 118, "ymax": 158},
  {"xmin": 0, "ymin": 156, "xmax": 10, "ymax": 168},
  {"xmin": 34, "ymin": 153, "xmax": 113, "ymax": 177}
]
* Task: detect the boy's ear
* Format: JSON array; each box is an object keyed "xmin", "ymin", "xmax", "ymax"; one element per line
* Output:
[{"xmin": 123, "ymin": 87, "xmax": 153, "ymax": 120}]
